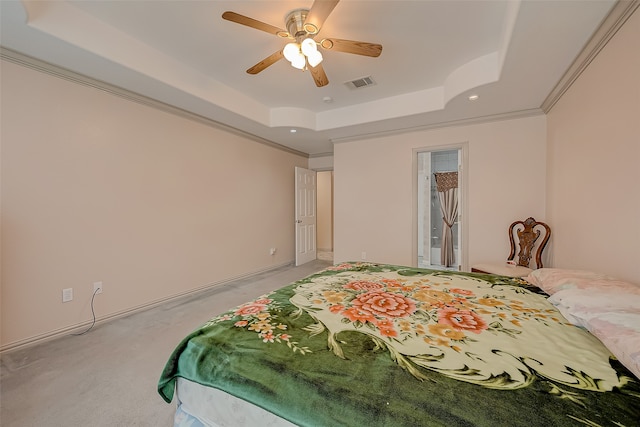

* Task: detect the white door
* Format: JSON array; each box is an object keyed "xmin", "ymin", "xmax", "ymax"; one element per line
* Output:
[{"xmin": 295, "ymin": 167, "xmax": 317, "ymax": 266}]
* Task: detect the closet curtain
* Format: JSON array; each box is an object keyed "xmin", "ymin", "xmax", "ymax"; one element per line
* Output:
[{"xmin": 434, "ymin": 172, "xmax": 458, "ymax": 268}]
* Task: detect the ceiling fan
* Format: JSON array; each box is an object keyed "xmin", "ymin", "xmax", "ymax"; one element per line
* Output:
[{"xmin": 222, "ymin": 0, "xmax": 382, "ymax": 87}]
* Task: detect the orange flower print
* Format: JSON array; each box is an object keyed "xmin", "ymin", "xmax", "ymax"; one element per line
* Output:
[
  {"xmin": 327, "ymin": 263, "xmax": 354, "ymax": 271},
  {"xmin": 478, "ymin": 297, "xmax": 504, "ymax": 307},
  {"xmin": 378, "ymin": 326, "xmax": 398, "ymax": 337},
  {"xmin": 375, "ymin": 318, "xmax": 398, "ymax": 337},
  {"xmin": 352, "ymin": 291, "xmax": 417, "ymax": 318},
  {"xmin": 323, "ymin": 290, "xmax": 348, "ymax": 303},
  {"xmin": 329, "ymin": 304, "xmax": 345, "ymax": 314},
  {"xmin": 450, "ymin": 288, "xmax": 474, "ymax": 296},
  {"xmin": 342, "ymin": 307, "xmax": 376, "ymax": 323},
  {"xmin": 261, "ymin": 332, "xmax": 275, "ymax": 343},
  {"xmin": 438, "ymin": 307, "xmax": 488, "ymax": 334},
  {"xmin": 234, "ymin": 320, "xmax": 248, "ymax": 327},
  {"xmin": 448, "ymin": 297, "xmax": 476, "ymax": 310},
  {"xmin": 257, "ymin": 312, "xmax": 271, "ymax": 320},
  {"xmin": 235, "ymin": 303, "xmax": 266, "ymax": 316},
  {"xmin": 423, "ymin": 337, "xmax": 449, "ymax": 347},
  {"xmin": 413, "ymin": 289, "xmax": 453, "ymax": 307},
  {"xmin": 343, "ymin": 280, "xmax": 384, "ymax": 291},
  {"xmin": 428, "ymin": 323, "xmax": 466, "ymax": 340},
  {"xmin": 381, "ymin": 278, "xmax": 403, "ymax": 288},
  {"xmin": 399, "ymin": 320, "xmax": 412, "ymax": 332},
  {"xmin": 435, "ymin": 337, "xmax": 449, "ymax": 346},
  {"xmin": 249, "ymin": 320, "xmax": 272, "ymax": 333}
]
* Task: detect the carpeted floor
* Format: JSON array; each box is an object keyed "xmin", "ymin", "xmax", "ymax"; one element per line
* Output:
[
  {"xmin": 0, "ymin": 259, "xmax": 331, "ymax": 427},
  {"xmin": 317, "ymin": 250, "xmax": 333, "ymax": 262}
]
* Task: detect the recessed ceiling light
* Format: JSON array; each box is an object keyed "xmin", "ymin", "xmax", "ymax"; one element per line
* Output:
[
  {"xmin": 323, "ymin": 96, "xmax": 333, "ymax": 104},
  {"xmin": 468, "ymin": 94, "xmax": 479, "ymax": 101},
  {"xmin": 290, "ymin": 129, "xmax": 297, "ymax": 133}
]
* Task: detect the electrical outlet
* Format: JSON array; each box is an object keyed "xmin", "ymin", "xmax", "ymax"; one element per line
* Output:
[
  {"xmin": 62, "ymin": 288, "xmax": 73, "ymax": 303},
  {"xmin": 361, "ymin": 251, "xmax": 367, "ymax": 260},
  {"xmin": 270, "ymin": 247, "xmax": 277, "ymax": 255},
  {"xmin": 93, "ymin": 281, "xmax": 103, "ymax": 294}
]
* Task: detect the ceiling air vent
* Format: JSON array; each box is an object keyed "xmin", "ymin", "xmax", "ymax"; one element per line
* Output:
[{"xmin": 345, "ymin": 76, "xmax": 376, "ymax": 89}]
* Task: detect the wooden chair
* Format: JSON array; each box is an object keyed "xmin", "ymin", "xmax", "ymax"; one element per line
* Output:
[{"xmin": 472, "ymin": 217, "xmax": 551, "ymax": 277}]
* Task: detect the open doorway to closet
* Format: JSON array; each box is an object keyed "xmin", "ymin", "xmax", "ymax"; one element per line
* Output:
[
  {"xmin": 316, "ymin": 171, "xmax": 334, "ymax": 263},
  {"xmin": 417, "ymin": 148, "xmax": 463, "ymax": 270}
]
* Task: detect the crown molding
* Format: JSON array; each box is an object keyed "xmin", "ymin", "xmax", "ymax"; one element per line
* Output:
[
  {"xmin": 308, "ymin": 152, "xmax": 334, "ymax": 158},
  {"xmin": 0, "ymin": 47, "xmax": 309, "ymax": 158},
  {"xmin": 330, "ymin": 109, "xmax": 544, "ymax": 144},
  {"xmin": 541, "ymin": 0, "xmax": 639, "ymax": 113}
]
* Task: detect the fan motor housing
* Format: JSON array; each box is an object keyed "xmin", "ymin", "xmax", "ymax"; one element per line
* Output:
[{"xmin": 285, "ymin": 8, "xmax": 314, "ymax": 40}]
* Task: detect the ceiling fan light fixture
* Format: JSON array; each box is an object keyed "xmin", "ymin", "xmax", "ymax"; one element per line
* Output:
[
  {"xmin": 301, "ymin": 38, "xmax": 318, "ymax": 56},
  {"xmin": 320, "ymin": 39, "xmax": 333, "ymax": 49},
  {"xmin": 283, "ymin": 42, "xmax": 301, "ymax": 62},
  {"xmin": 307, "ymin": 50, "xmax": 323, "ymax": 67},
  {"xmin": 284, "ymin": 38, "xmax": 323, "ymax": 69},
  {"xmin": 222, "ymin": 2, "xmax": 383, "ymax": 87},
  {"xmin": 291, "ymin": 54, "xmax": 306, "ymax": 70},
  {"xmin": 304, "ymin": 23, "xmax": 319, "ymax": 34}
]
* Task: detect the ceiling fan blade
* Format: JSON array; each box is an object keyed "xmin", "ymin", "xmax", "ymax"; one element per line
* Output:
[
  {"xmin": 303, "ymin": 0, "xmax": 340, "ymax": 34},
  {"xmin": 309, "ymin": 63, "xmax": 329, "ymax": 87},
  {"xmin": 320, "ymin": 38, "xmax": 382, "ymax": 57},
  {"xmin": 222, "ymin": 11, "xmax": 289, "ymax": 37},
  {"xmin": 246, "ymin": 50, "xmax": 284, "ymax": 74}
]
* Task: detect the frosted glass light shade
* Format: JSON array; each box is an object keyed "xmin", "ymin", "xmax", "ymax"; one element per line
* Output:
[
  {"xmin": 291, "ymin": 53, "xmax": 306, "ymax": 69},
  {"xmin": 307, "ymin": 50, "xmax": 323, "ymax": 67},
  {"xmin": 300, "ymin": 38, "xmax": 317, "ymax": 56},
  {"xmin": 283, "ymin": 43, "xmax": 301, "ymax": 62}
]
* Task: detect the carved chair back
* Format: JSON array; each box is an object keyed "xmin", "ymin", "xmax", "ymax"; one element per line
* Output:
[{"xmin": 508, "ymin": 217, "xmax": 551, "ymax": 269}]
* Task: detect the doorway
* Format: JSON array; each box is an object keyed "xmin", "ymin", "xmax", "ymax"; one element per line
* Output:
[
  {"xmin": 417, "ymin": 148, "xmax": 463, "ymax": 270},
  {"xmin": 295, "ymin": 167, "xmax": 317, "ymax": 266},
  {"xmin": 295, "ymin": 168, "xmax": 334, "ymax": 266},
  {"xmin": 316, "ymin": 171, "xmax": 333, "ymax": 262}
]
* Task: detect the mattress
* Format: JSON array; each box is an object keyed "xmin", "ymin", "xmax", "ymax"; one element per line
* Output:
[{"xmin": 174, "ymin": 378, "xmax": 294, "ymax": 427}]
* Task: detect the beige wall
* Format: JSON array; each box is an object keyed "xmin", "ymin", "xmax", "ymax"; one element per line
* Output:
[
  {"xmin": 3, "ymin": 9, "xmax": 637, "ymax": 352},
  {"xmin": 316, "ymin": 171, "xmax": 333, "ymax": 251},
  {"xmin": 334, "ymin": 115, "xmax": 547, "ymax": 268},
  {"xmin": 546, "ymin": 9, "xmax": 640, "ymax": 283},
  {"xmin": 1, "ymin": 60, "xmax": 307, "ymax": 350}
]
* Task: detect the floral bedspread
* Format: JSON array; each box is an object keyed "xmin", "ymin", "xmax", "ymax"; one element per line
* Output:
[{"xmin": 158, "ymin": 263, "xmax": 640, "ymax": 426}]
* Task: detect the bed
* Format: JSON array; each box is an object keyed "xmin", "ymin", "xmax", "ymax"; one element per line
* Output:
[{"xmin": 158, "ymin": 262, "xmax": 640, "ymax": 426}]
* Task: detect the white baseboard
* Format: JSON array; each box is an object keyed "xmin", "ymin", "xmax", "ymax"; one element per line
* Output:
[{"xmin": 0, "ymin": 260, "xmax": 294, "ymax": 354}]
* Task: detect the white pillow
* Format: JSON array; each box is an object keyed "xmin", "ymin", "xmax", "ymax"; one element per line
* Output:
[
  {"xmin": 526, "ymin": 268, "xmax": 640, "ymax": 295},
  {"xmin": 582, "ymin": 312, "xmax": 640, "ymax": 380},
  {"xmin": 549, "ymin": 288, "xmax": 640, "ymax": 314},
  {"xmin": 545, "ymin": 285, "xmax": 640, "ymax": 380}
]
